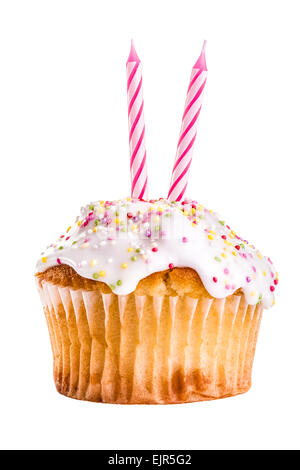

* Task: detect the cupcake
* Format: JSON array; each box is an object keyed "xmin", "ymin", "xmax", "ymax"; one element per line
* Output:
[{"xmin": 35, "ymin": 198, "xmax": 278, "ymax": 403}]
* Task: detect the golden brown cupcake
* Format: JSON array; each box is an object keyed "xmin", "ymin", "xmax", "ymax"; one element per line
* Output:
[{"xmin": 35, "ymin": 198, "xmax": 278, "ymax": 403}]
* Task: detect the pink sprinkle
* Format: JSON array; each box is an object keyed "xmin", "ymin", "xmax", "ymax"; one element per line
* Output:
[
  {"xmin": 221, "ymin": 235, "xmax": 226, "ymax": 240},
  {"xmin": 224, "ymin": 268, "xmax": 229, "ymax": 275},
  {"xmin": 271, "ymin": 271, "xmax": 274, "ymax": 278},
  {"xmin": 169, "ymin": 263, "xmax": 174, "ymax": 269},
  {"xmin": 152, "ymin": 247, "xmax": 158, "ymax": 252},
  {"xmin": 231, "ymin": 285, "xmax": 236, "ymax": 290},
  {"xmin": 252, "ymin": 266, "xmax": 256, "ymax": 273},
  {"xmin": 274, "ymin": 279, "xmax": 278, "ymax": 285},
  {"xmin": 84, "ymin": 237, "xmax": 90, "ymax": 243},
  {"xmin": 246, "ymin": 276, "xmax": 251, "ymax": 283},
  {"xmin": 66, "ymin": 236, "xmax": 70, "ymax": 241},
  {"xmin": 60, "ymin": 235, "xmax": 64, "ymax": 239},
  {"xmin": 213, "ymin": 277, "xmax": 218, "ymax": 283},
  {"xmin": 57, "ymin": 258, "xmax": 61, "ymax": 264},
  {"xmin": 182, "ymin": 237, "xmax": 188, "ymax": 243},
  {"xmin": 270, "ymin": 285, "xmax": 275, "ymax": 292},
  {"xmin": 225, "ymin": 284, "xmax": 230, "ymax": 290},
  {"xmin": 161, "ymin": 230, "xmax": 167, "ymax": 237}
]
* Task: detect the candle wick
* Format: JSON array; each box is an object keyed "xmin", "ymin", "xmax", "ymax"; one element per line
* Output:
[
  {"xmin": 193, "ymin": 40, "xmax": 207, "ymax": 71},
  {"xmin": 127, "ymin": 39, "xmax": 140, "ymax": 64}
]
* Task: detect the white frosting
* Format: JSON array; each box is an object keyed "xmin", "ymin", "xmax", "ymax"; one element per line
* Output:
[{"xmin": 36, "ymin": 198, "xmax": 278, "ymax": 308}]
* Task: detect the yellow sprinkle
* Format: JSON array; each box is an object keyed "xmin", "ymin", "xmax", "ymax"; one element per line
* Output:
[
  {"xmin": 131, "ymin": 224, "xmax": 138, "ymax": 232},
  {"xmin": 126, "ymin": 197, "xmax": 131, "ymax": 201},
  {"xmin": 97, "ymin": 206, "xmax": 104, "ymax": 214},
  {"xmin": 99, "ymin": 200, "xmax": 105, "ymax": 205},
  {"xmin": 127, "ymin": 247, "xmax": 134, "ymax": 252},
  {"xmin": 209, "ymin": 230, "xmax": 216, "ymax": 235},
  {"xmin": 121, "ymin": 263, "xmax": 128, "ymax": 269},
  {"xmin": 191, "ymin": 208, "xmax": 196, "ymax": 214},
  {"xmin": 92, "ymin": 227, "xmax": 97, "ymax": 233},
  {"xmin": 157, "ymin": 207, "xmax": 163, "ymax": 212},
  {"xmin": 232, "ymin": 251, "xmax": 237, "ymax": 256},
  {"xmin": 229, "ymin": 234, "xmax": 235, "ymax": 239},
  {"xmin": 197, "ymin": 204, "xmax": 204, "ymax": 211},
  {"xmin": 42, "ymin": 256, "xmax": 47, "ymax": 263},
  {"xmin": 99, "ymin": 270, "xmax": 106, "ymax": 277},
  {"xmin": 153, "ymin": 216, "xmax": 159, "ymax": 223},
  {"xmin": 221, "ymin": 253, "xmax": 227, "ymax": 258},
  {"xmin": 208, "ymin": 234, "xmax": 214, "ymax": 240},
  {"xmin": 77, "ymin": 221, "xmax": 81, "ymax": 226},
  {"xmin": 115, "ymin": 218, "xmax": 120, "ymax": 224},
  {"xmin": 90, "ymin": 259, "xmax": 97, "ymax": 267},
  {"xmin": 262, "ymin": 270, "xmax": 266, "ymax": 277},
  {"xmin": 250, "ymin": 291, "xmax": 256, "ymax": 297},
  {"xmin": 183, "ymin": 211, "xmax": 189, "ymax": 216},
  {"xmin": 66, "ymin": 226, "xmax": 71, "ymax": 233}
]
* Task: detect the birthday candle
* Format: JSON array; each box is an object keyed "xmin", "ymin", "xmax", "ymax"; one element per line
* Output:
[
  {"xmin": 126, "ymin": 41, "xmax": 148, "ymax": 200},
  {"xmin": 168, "ymin": 41, "xmax": 208, "ymax": 202}
]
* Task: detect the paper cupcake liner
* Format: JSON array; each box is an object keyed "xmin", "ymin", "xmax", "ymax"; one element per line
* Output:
[{"xmin": 38, "ymin": 280, "xmax": 263, "ymax": 404}]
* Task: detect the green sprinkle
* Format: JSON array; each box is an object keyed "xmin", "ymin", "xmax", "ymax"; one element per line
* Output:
[
  {"xmin": 59, "ymin": 246, "xmax": 64, "ymax": 250},
  {"xmin": 214, "ymin": 256, "xmax": 221, "ymax": 262},
  {"xmin": 136, "ymin": 248, "xmax": 141, "ymax": 253},
  {"xmin": 115, "ymin": 211, "xmax": 119, "ymax": 216},
  {"xmin": 219, "ymin": 220, "xmax": 225, "ymax": 226},
  {"xmin": 89, "ymin": 205, "xmax": 94, "ymax": 210},
  {"xmin": 72, "ymin": 241, "xmax": 77, "ymax": 245},
  {"xmin": 116, "ymin": 280, "xmax": 122, "ymax": 286},
  {"xmin": 155, "ymin": 225, "xmax": 160, "ymax": 231},
  {"xmin": 93, "ymin": 273, "xmax": 99, "ymax": 279},
  {"xmin": 94, "ymin": 220, "xmax": 99, "ymax": 226},
  {"xmin": 131, "ymin": 255, "xmax": 137, "ymax": 262},
  {"xmin": 240, "ymin": 243, "xmax": 245, "ymax": 249},
  {"xmin": 109, "ymin": 284, "xmax": 116, "ymax": 290}
]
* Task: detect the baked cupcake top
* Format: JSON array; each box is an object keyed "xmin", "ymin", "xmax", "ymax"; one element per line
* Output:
[{"xmin": 36, "ymin": 197, "xmax": 278, "ymax": 308}]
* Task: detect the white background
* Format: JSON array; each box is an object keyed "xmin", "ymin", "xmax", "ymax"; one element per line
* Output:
[{"xmin": 0, "ymin": 0, "xmax": 299, "ymax": 450}]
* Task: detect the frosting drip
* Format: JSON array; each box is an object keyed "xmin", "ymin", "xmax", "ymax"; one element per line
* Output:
[{"xmin": 36, "ymin": 198, "xmax": 278, "ymax": 308}]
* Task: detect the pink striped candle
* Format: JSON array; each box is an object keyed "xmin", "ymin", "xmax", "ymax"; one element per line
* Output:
[
  {"xmin": 126, "ymin": 41, "xmax": 148, "ymax": 200},
  {"xmin": 167, "ymin": 41, "xmax": 208, "ymax": 202}
]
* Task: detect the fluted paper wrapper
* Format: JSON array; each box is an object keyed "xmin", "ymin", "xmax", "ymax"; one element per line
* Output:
[{"xmin": 38, "ymin": 280, "xmax": 263, "ymax": 404}]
